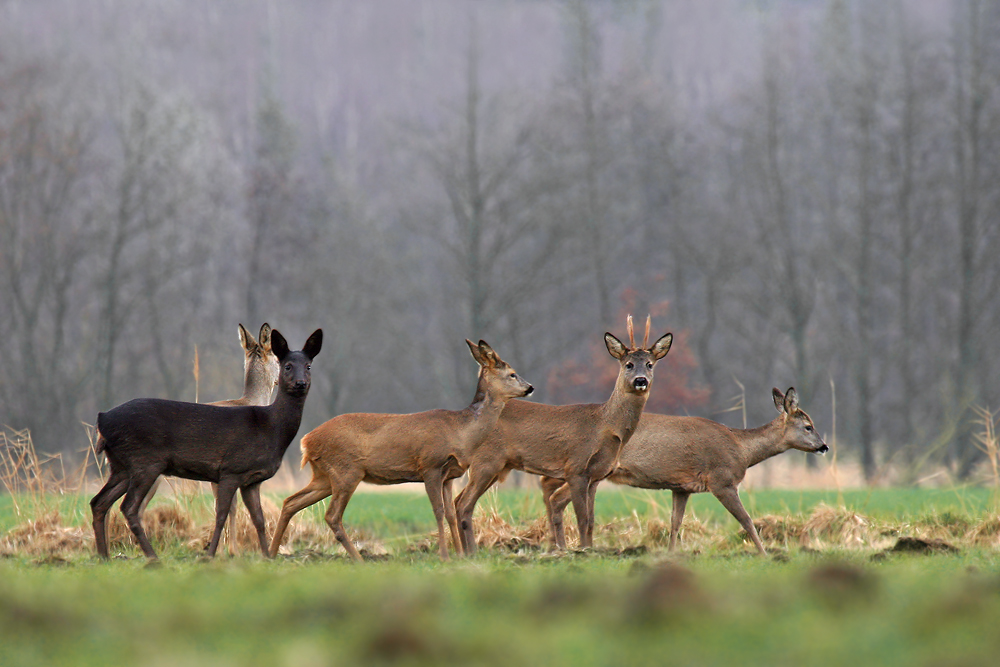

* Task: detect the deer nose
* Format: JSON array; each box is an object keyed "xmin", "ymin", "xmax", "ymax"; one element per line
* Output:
[
  {"xmin": 817, "ymin": 444, "xmax": 830, "ymax": 454},
  {"xmin": 524, "ymin": 385, "xmax": 535, "ymax": 396},
  {"xmin": 633, "ymin": 377, "xmax": 649, "ymax": 391}
]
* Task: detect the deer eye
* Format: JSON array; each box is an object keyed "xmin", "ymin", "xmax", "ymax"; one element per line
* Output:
[
  {"xmin": 805, "ymin": 424, "xmax": 813, "ymax": 432},
  {"xmin": 645, "ymin": 361, "xmax": 653, "ymax": 370},
  {"xmin": 625, "ymin": 362, "xmax": 634, "ymax": 370},
  {"xmin": 306, "ymin": 364, "xmax": 311, "ymax": 371},
  {"xmin": 285, "ymin": 363, "xmax": 293, "ymax": 371}
]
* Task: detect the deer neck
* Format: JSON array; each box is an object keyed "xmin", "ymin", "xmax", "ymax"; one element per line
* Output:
[
  {"xmin": 240, "ymin": 357, "xmax": 273, "ymax": 404},
  {"xmin": 268, "ymin": 388, "xmax": 308, "ymax": 449},
  {"xmin": 600, "ymin": 381, "xmax": 648, "ymax": 443},
  {"xmin": 734, "ymin": 417, "xmax": 789, "ymax": 469},
  {"xmin": 462, "ymin": 377, "xmax": 508, "ymax": 446}
]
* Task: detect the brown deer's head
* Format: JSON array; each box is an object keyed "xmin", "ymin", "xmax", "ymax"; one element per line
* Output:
[
  {"xmin": 605, "ymin": 315, "xmax": 673, "ymax": 396},
  {"xmin": 466, "ymin": 339, "xmax": 534, "ymax": 402},
  {"xmin": 772, "ymin": 387, "xmax": 828, "ymax": 454}
]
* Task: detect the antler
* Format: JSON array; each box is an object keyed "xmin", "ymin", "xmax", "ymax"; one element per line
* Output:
[
  {"xmin": 626, "ymin": 315, "xmax": 635, "ymax": 349},
  {"xmin": 643, "ymin": 315, "xmax": 650, "ymax": 349}
]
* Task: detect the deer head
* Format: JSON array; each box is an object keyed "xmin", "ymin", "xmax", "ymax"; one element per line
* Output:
[
  {"xmin": 466, "ymin": 339, "xmax": 534, "ymax": 401},
  {"xmin": 772, "ymin": 387, "xmax": 828, "ymax": 454},
  {"xmin": 604, "ymin": 315, "xmax": 673, "ymax": 395}
]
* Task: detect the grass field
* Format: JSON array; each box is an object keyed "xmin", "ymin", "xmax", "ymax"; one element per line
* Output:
[{"xmin": 2, "ymin": 485, "xmax": 1000, "ymax": 666}]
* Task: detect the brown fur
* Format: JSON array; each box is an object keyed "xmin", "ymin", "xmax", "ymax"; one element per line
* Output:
[
  {"xmin": 268, "ymin": 340, "xmax": 533, "ymax": 562},
  {"xmin": 545, "ymin": 387, "xmax": 827, "ymax": 554},
  {"xmin": 455, "ymin": 319, "xmax": 672, "ymax": 554}
]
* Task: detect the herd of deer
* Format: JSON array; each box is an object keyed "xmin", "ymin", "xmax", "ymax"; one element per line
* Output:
[{"xmin": 90, "ymin": 317, "xmax": 828, "ymax": 562}]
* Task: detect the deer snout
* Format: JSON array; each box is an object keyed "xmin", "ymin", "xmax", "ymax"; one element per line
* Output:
[
  {"xmin": 633, "ymin": 376, "xmax": 649, "ymax": 392},
  {"xmin": 816, "ymin": 444, "xmax": 829, "ymax": 454},
  {"xmin": 524, "ymin": 385, "xmax": 535, "ymax": 396}
]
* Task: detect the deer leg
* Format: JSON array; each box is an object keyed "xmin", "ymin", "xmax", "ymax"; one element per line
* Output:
[
  {"xmin": 566, "ymin": 475, "xmax": 591, "ymax": 549},
  {"xmin": 585, "ymin": 479, "xmax": 600, "ymax": 547},
  {"xmin": 206, "ymin": 480, "xmax": 240, "ymax": 558},
  {"xmin": 119, "ymin": 472, "xmax": 163, "ymax": 559},
  {"xmin": 239, "ymin": 483, "xmax": 268, "ymax": 557},
  {"xmin": 550, "ymin": 482, "xmax": 574, "ymax": 550},
  {"xmin": 442, "ymin": 477, "xmax": 464, "ymax": 557},
  {"xmin": 211, "ymin": 481, "xmax": 241, "ymax": 556},
  {"xmin": 324, "ymin": 481, "xmax": 364, "ymax": 563},
  {"xmin": 541, "ymin": 476, "xmax": 568, "ymax": 551},
  {"xmin": 137, "ymin": 476, "xmax": 161, "ymax": 521},
  {"xmin": 423, "ymin": 469, "xmax": 452, "ymax": 561},
  {"xmin": 268, "ymin": 471, "xmax": 332, "ymax": 557},
  {"xmin": 455, "ymin": 466, "xmax": 502, "ymax": 556},
  {"xmin": 669, "ymin": 490, "xmax": 690, "ymax": 552},
  {"xmin": 712, "ymin": 485, "xmax": 766, "ymax": 555},
  {"xmin": 91, "ymin": 470, "xmax": 130, "ymax": 559}
]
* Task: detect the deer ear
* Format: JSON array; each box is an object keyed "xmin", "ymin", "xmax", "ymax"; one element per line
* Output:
[
  {"xmin": 772, "ymin": 388, "xmax": 785, "ymax": 412},
  {"xmin": 302, "ymin": 329, "xmax": 323, "ymax": 360},
  {"xmin": 258, "ymin": 323, "xmax": 272, "ymax": 351},
  {"xmin": 783, "ymin": 387, "xmax": 799, "ymax": 413},
  {"xmin": 478, "ymin": 340, "xmax": 502, "ymax": 367},
  {"xmin": 238, "ymin": 323, "xmax": 255, "ymax": 351},
  {"xmin": 605, "ymin": 333, "xmax": 627, "ymax": 360},
  {"xmin": 650, "ymin": 332, "xmax": 673, "ymax": 360},
  {"xmin": 466, "ymin": 339, "xmax": 486, "ymax": 365},
  {"xmin": 271, "ymin": 330, "xmax": 290, "ymax": 361}
]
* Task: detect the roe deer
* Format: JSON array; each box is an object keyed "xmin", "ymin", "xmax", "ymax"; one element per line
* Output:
[
  {"xmin": 268, "ymin": 340, "xmax": 533, "ymax": 562},
  {"xmin": 137, "ymin": 323, "xmax": 278, "ymax": 534},
  {"xmin": 543, "ymin": 387, "xmax": 827, "ymax": 555},
  {"xmin": 90, "ymin": 328, "xmax": 322, "ymax": 560},
  {"xmin": 454, "ymin": 317, "xmax": 672, "ymax": 554}
]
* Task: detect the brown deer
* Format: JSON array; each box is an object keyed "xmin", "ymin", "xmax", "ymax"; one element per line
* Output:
[
  {"xmin": 91, "ymin": 328, "xmax": 322, "ymax": 560},
  {"xmin": 542, "ymin": 387, "xmax": 827, "ymax": 555},
  {"xmin": 268, "ymin": 339, "xmax": 533, "ymax": 562},
  {"xmin": 137, "ymin": 323, "xmax": 279, "ymax": 536},
  {"xmin": 455, "ymin": 317, "xmax": 672, "ymax": 554}
]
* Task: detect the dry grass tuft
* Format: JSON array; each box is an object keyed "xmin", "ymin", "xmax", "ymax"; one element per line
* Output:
[
  {"xmin": 754, "ymin": 514, "xmax": 806, "ymax": 545},
  {"xmin": 965, "ymin": 515, "xmax": 1000, "ymax": 548},
  {"xmin": 803, "ymin": 504, "xmax": 879, "ymax": 549},
  {"xmin": 0, "ymin": 511, "xmax": 91, "ymax": 556}
]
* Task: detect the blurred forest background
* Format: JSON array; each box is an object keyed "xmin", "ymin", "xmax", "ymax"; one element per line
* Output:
[{"xmin": 1, "ymin": 0, "xmax": 998, "ymax": 485}]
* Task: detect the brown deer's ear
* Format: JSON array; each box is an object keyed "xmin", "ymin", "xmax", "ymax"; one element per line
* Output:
[
  {"xmin": 258, "ymin": 323, "xmax": 272, "ymax": 351},
  {"xmin": 478, "ymin": 340, "xmax": 502, "ymax": 368},
  {"xmin": 271, "ymin": 330, "xmax": 290, "ymax": 361},
  {"xmin": 467, "ymin": 339, "xmax": 486, "ymax": 366},
  {"xmin": 650, "ymin": 332, "xmax": 673, "ymax": 360},
  {"xmin": 772, "ymin": 388, "xmax": 785, "ymax": 413},
  {"xmin": 605, "ymin": 332, "xmax": 627, "ymax": 360},
  {"xmin": 238, "ymin": 323, "xmax": 255, "ymax": 352},
  {"xmin": 783, "ymin": 387, "xmax": 799, "ymax": 413},
  {"xmin": 302, "ymin": 329, "xmax": 323, "ymax": 360}
]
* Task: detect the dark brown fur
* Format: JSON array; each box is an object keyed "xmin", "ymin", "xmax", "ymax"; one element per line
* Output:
[{"xmin": 89, "ymin": 329, "xmax": 322, "ymax": 560}]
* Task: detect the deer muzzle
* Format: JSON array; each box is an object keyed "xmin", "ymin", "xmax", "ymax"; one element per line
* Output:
[
  {"xmin": 633, "ymin": 377, "xmax": 649, "ymax": 392},
  {"xmin": 816, "ymin": 444, "xmax": 829, "ymax": 454},
  {"xmin": 524, "ymin": 385, "xmax": 535, "ymax": 396}
]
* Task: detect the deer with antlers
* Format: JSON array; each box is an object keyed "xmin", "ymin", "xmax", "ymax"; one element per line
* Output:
[{"xmin": 455, "ymin": 316, "xmax": 672, "ymax": 554}]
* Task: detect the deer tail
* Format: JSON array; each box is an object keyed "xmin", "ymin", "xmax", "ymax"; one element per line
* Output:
[
  {"xmin": 94, "ymin": 427, "xmax": 107, "ymax": 454},
  {"xmin": 299, "ymin": 435, "xmax": 313, "ymax": 469}
]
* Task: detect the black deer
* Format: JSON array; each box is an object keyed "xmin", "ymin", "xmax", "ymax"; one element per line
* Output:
[{"xmin": 90, "ymin": 328, "xmax": 322, "ymax": 560}]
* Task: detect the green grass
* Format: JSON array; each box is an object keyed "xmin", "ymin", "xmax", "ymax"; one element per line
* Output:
[
  {"xmin": 3, "ymin": 485, "xmax": 998, "ymax": 544},
  {"xmin": 2, "ymin": 486, "xmax": 1000, "ymax": 666},
  {"xmin": 2, "ymin": 547, "xmax": 999, "ymax": 666}
]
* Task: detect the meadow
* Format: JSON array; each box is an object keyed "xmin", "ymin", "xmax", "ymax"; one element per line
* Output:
[{"xmin": 2, "ymin": 483, "xmax": 1000, "ymax": 667}]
